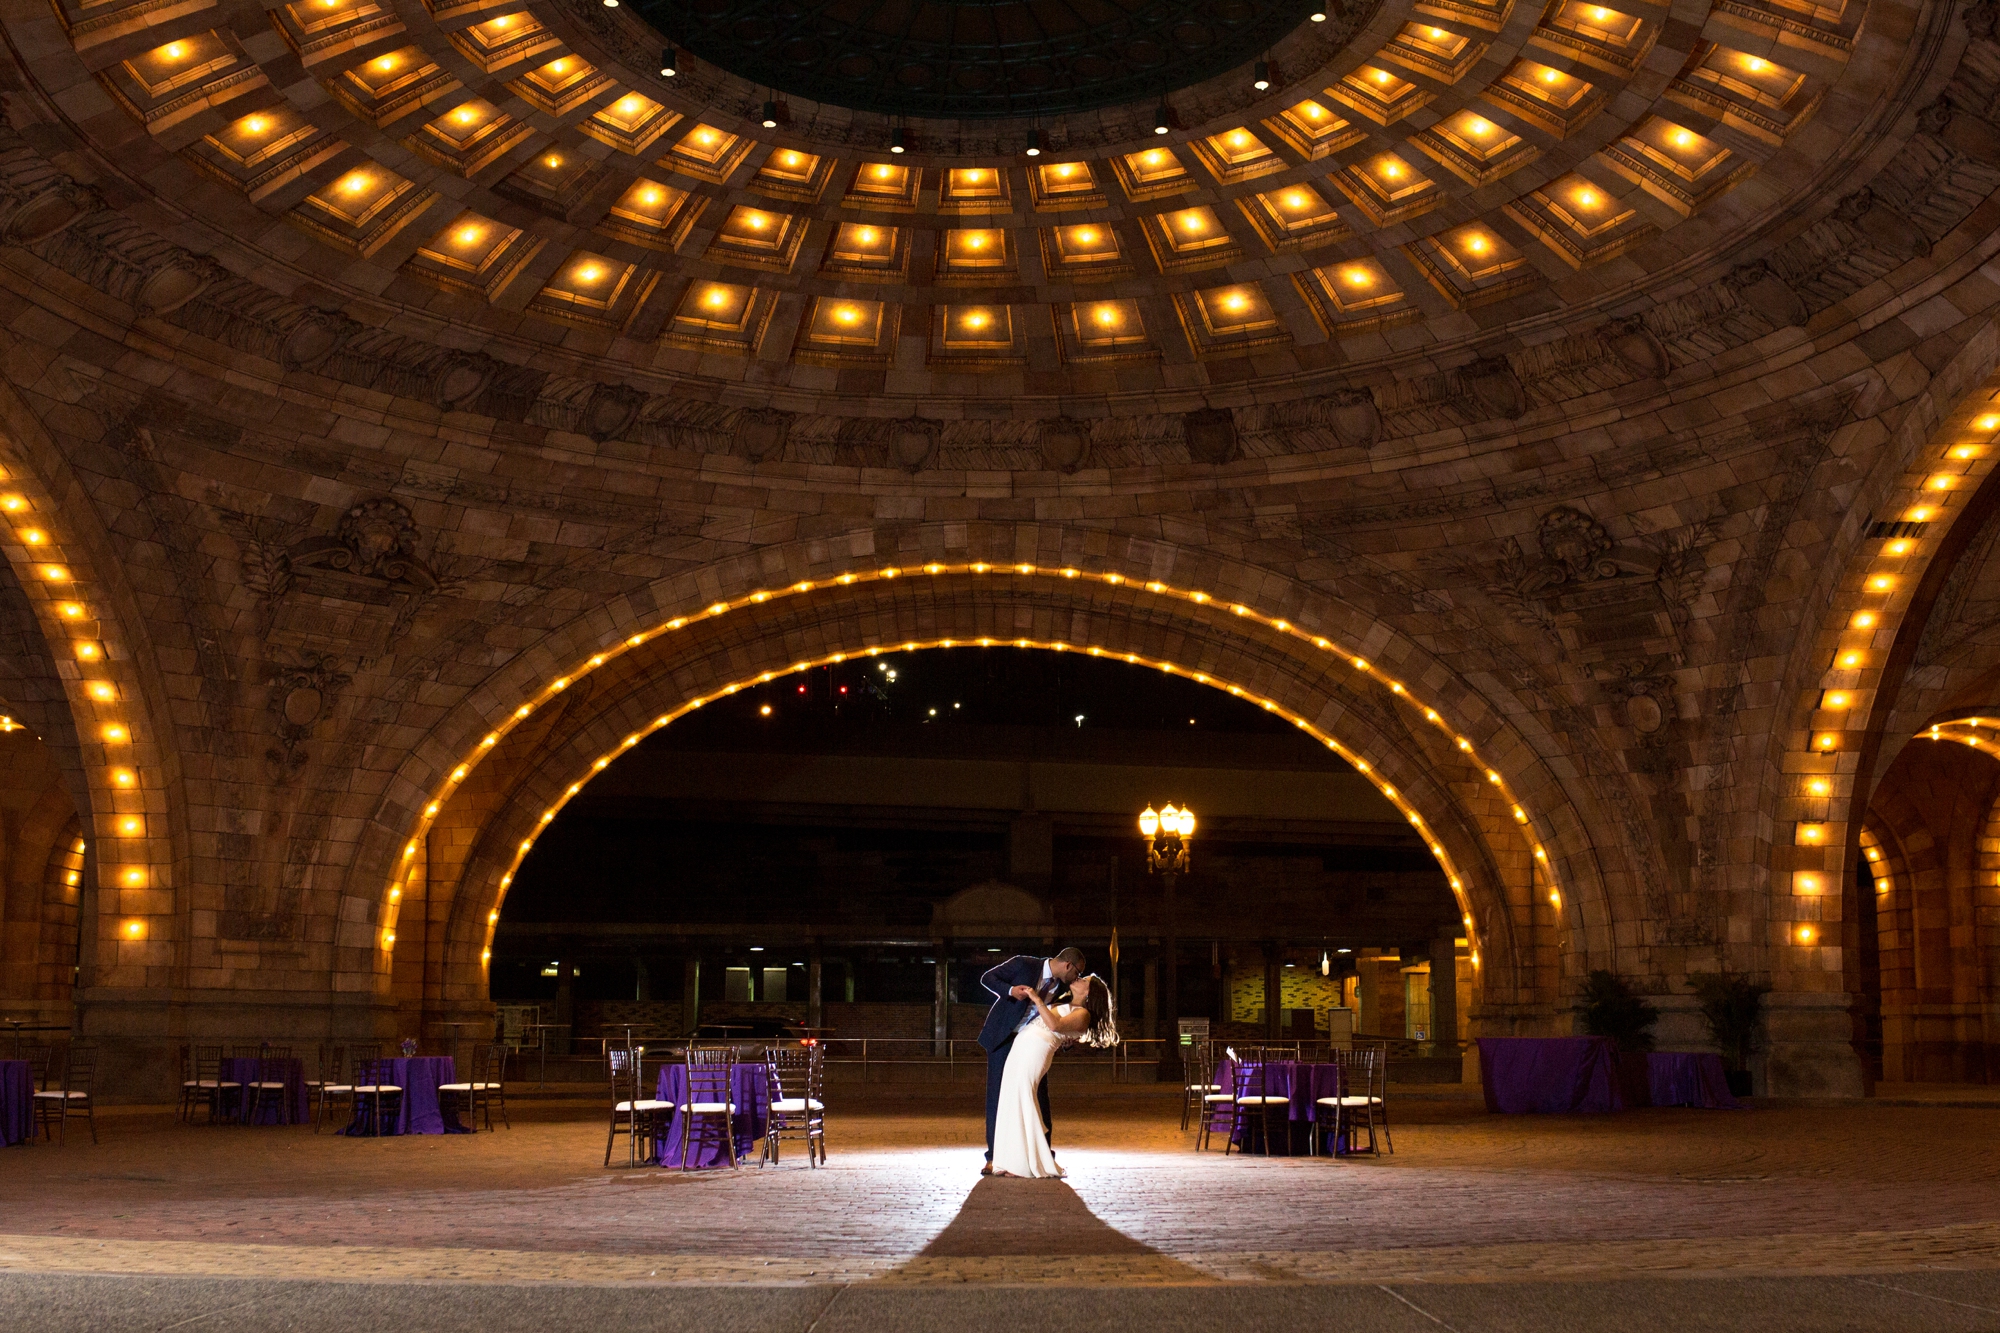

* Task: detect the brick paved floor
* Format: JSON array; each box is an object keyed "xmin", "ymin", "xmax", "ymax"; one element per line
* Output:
[{"xmin": 4, "ymin": 1089, "xmax": 2000, "ymax": 1303}]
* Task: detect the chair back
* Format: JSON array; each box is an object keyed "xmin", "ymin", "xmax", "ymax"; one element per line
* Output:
[
  {"xmin": 192, "ymin": 1044, "xmax": 224, "ymax": 1083},
  {"xmin": 766, "ymin": 1043, "xmax": 821, "ymax": 1105},
  {"xmin": 1182, "ymin": 1038, "xmax": 1211, "ymax": 1092},
  {"xmin": 342, "ymin": 1042, "xmax": 381, "ymax": 1072},
  {"xmin": 478, "ymin": 1043, "xmax": 507, "ymax": 1086},
  {"xmin": 62, "ymin": 1044, "xmax": 94, "ymax": 1096},
  {"xmin": 685, "ymin": 1044, "xmax": 734, "ymax": 1105},
  {"xmin": 24, "ymin": 1042, "xmax": 53, "ymax": 1089},
  {"xmin": 229, "ymin": 1043, "xmax": 264, "ymax": 1060},
  {"xmin": 1333, "ymin": 1044, "xmax": 1378, "ymax": 1097},
  {"xmin": 318, "ymin": 1044, "xmax": 343, "ymax": 1085}
]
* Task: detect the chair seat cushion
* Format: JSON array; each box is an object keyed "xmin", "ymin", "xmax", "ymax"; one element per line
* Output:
[
  {"xmin": 1189, "ymin": 1083, "xmax": 1222, "ymax": 1092},
  {"xmin": 185, "ymin": 1080, "xmax": 241, "ymax": 1088},
  {"xmin": 613, "ymin": 1099, "xmax": 669, "ymax": 1112},
  {"xmin": 1201, "ymin": 1093, "xmax": 1236, "ymax": 1102},
  {"xmin": 769, "ymin": 1097, "xmax": 824, "ymax": 1112},
  {"xmin": 437, "ymin": 1082, "xmax": 473, "ymax": 1092},
  {"xmin": 678, "ymin": 1102, "xmax": 736, "ymax": 1113},
  {"xmin": 1334, "ymin": 1095, "xmax": 1382, "ymax": 1107},
  {"xmin": 1236, "ymin": 1095, "xmax": 1290, "ymax": 1104},
  {"xmin": 353, "ymin": 1085, "xmax": 403, "ymax": 1094},
  {"xmin": 33, "ymin": 1090, "xmax": 88, "ymax": 1099},
  {"xmin": 475, "ymin": 1082, "xmax": 503, "ymax": 1091},
  {"xmin": 322, "ymin": 1084, "xmax": 355, "ymax": 1094},
  {"xmin": 247, "ymin": 1081, "xmax": 288, "ymax": 1090}
]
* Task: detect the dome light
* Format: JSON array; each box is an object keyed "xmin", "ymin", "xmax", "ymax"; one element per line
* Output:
[
  {"xmin": 1154, "ymin": 102, "xmax": 1173, "ymax": 134},
  {"xmin": 1025, "ymin": 129, "xmax": 1046, "ymax": 157},
  {"xmin": 760, "ymin": 101, "xmax": 778, "ymax": 128},
  {"xmin": 890, "ymin": 127, "xmax": 908, "ymax": 153},
  {"xmin": 1253, "ymin": 61, "xmax": 1272, "ymax": 91},
  {"xmin": 660, "ymin": 48, "xmax": 678, "ymax": 76}
]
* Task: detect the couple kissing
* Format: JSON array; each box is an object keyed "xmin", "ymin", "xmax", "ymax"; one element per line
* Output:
[{"xmin": 978, "ymin": 947, "xmax": 1119, "ymax": 1178}]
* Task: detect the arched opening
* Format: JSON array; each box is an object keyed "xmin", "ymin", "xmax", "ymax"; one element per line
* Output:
[
  {"xmin": 373, "ymin": 565, "xmax": 1582, "ymax": 1054},
  {"xmin": 488, "ymin": 646, "xmax": 1476, "ymax": 1071}
]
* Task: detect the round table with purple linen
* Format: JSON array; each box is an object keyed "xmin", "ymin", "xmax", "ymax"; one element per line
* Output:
[
  {"xmin": 343, "ymin": 1056, "xmax": 469, "ymax": 1136},
  {"xmin": 1209, "ymin": 1060, "xmax": 1348, "ymax": 1155},
  {"xmin": 653, "ymin": 1064, "xmax": 771, "ymax": 1167},
  {"xmin": 0, "ymin": 1059, "xmax": 31, "ymax": 1146},
  {"xmin": 220, "ymin": 1056, "xmax": 309, "ymax": 1125}
]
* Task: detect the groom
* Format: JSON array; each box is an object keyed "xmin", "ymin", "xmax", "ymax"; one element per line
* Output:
[{"xmin": 978, "ymin": 946, "xmax": 1084, "ymax": 1176}]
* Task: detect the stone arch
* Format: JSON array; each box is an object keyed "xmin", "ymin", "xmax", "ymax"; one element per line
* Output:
[
  {"xmin": 1762, "ymin": 318, "xmax": 2000, "ymax": 1094},
  {"xmin": 381, "ymin": 572, "xmax": 1611, "ymax": 1048},
  {"xmin": 0, "ymin": 378, "xmax": 183, "ymax": 999}
]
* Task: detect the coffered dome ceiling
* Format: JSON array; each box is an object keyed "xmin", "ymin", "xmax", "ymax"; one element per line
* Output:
[{"xmin": 0, "ymin": 0, "xmax": 1970, "ymax": 465}]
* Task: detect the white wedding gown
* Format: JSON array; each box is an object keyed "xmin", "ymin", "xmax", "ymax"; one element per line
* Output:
[{"xmin": 990, "ymin": 1006, "xmax": 1071, "ymax": 1178}]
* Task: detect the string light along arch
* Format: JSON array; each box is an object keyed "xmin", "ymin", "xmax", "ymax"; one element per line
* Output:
[
  {"xmin": 1774, "ymin": 391, "xmax": 2000, "ymax": 960},
  {"xmin": 381, "ymin": 562, "xmax": 1567, "ymax": 976},
  {"xmin": 0, "ymin": 464, "xmax": 163, "ymax": 953}
]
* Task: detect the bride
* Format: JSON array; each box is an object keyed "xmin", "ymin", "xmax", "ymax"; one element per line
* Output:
[{"xmin": 990, "ymin": 973, "xmax": 1118, "ymax": 1178}]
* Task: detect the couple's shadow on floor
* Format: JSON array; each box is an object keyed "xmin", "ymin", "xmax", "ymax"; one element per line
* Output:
[{"xmin": 919, "ymin": 1176, "xmax": 1156, "ymax": 1258}]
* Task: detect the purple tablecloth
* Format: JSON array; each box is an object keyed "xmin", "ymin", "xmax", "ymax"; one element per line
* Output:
[
  {"xmin": 343, "ymin": 1056, "xmax": 468, "ymax": 1136},
  {"xmin": 1479, "ymin": 1037, "xmax": 1624, "ymax": 1113},
  {"xmin": 220, "ymin": 1056, "xmax": 309, "ymax": 1125},
  {"xmin": 1646, "ymin": 1052, "xmax": 1742, "ymax": 1109},
  {"xmin": 1208, "ymin": 1060, "xmax": 1347, "ymax": 1154},
  {"xmin": 653, "ymin": 1065, "xmax": 771, "ymax": 1167},
  {"xmin": 0, "ymin": 1060, "xmax": 30, "ymax": 1146}
]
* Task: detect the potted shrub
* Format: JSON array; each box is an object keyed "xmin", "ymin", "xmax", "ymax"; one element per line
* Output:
[
  {"xmin": 1689, "ymin": 973, "xmax": 1768, "ymax": 1097},
  {"xmin": 1577, "ymin": 970, "xmax": 1659, "ymax": 1051}
]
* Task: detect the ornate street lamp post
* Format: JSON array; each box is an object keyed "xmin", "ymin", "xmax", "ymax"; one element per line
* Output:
[{"xmin": 1140, "ymin": 803, "xmax": 1194, "ymax": 1077}]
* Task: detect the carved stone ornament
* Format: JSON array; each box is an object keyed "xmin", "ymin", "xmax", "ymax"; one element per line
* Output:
[
  {"xmin": 1836, "ymin": 187, "xmax": 1930, "ymax": 261},
  {"xmin": 264, "ymin": 652, "xmax": 352, "ymax": 779},
  {"xmin": 1725, "ymin": 261, "xmax": 1808, "ymax": 328},
  {"xmin": 1322, "ymin": 389, "xmax": 1382, "ymax": 449},
  {"xmin": 1922, "ymin": 95, "xmax": 2000, "ymax": 163},
  {"xmin": 732, "ymin": 407, "xmax": 793, "ymax": 461},
  {"xmin": 291, "ymin": 498, "xmax": 438, "ymax": 592},
  {"xmin": 1969, "ymin": 0, "xmax": 1998, "ymax": 39},
  {"xmin": 0, "ymin": 173, "xmax": 94, "ymax": 247},
  {"xmin": 892, "ymin": 418, "xmax": 939, "ymax": 472},
  {"xmin": 580, "ymin": 382, "xmax": 646, "ymax": 441},
  {"xmin": 1461, "ymin": 356, "xmax": 1527, "ymax": 420},
  {"xmin": 280, "ymin": 307, "xmax": 361, "ymax": 371},
  {"xmin": 1603, "ymin": 316, "xmax": 1672, "ymax": 380},
  {"xmin": 1183, "ymin": 407, "xmax": 1239, "ymax": 464},
  {"xmin": 429, "ymin": 352, "xmax": 497, "ymax": 410},
  {"xmin": 133, "ymin": 250, "xmax": 224, "ymax": 318},
  {"xmin": 1515, "ymin": 506, "xmax": 1664, "ymax": 596},
  {"xmin": 1038, "ymin": 417, "xmax": 1092, "ymax": 473}
]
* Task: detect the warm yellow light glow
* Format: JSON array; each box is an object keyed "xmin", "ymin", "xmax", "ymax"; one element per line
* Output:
[
  {"xmin": 60, "ymin": 602, "xmax": 83, "ymax": 618},
  {"xmin": 40, "ymin": 565, "xmax": 67, "ymax": 581},
  {"xmin": 245, "ymin": 116, "xmax": 268, "ymax": 134},
  {"xmin": 456, "ymin": 225, "xmax": 481, "ymax": 245},
  {"xmin": 112, "ymin": 768, "xmax": 137, "ymax": 787},
  {"xmin": 124, "ymin": 919, "xmax": 145, "ymax": 939},
  {"xmin": 703, "ymin": 287, "xmax": 729, "ymax": 308},
  {"xmin": 102, "ymin": 724, "xmax": 127, "ymax": 743},
  {"xmin": 454, "ymin": 107, "xmax": 476, "ymax": 124},
  {"xmin": 835, "ymin": 305, "xmax": 859, "ymax": 323},
  {"xmin": 1796, "ymin": 924, "xmax": 1815, "ymax": 944},
  {"xmin": 1375, "ymin": 69, "xmax": 1391, "ymax": 83},
  {"xmin": 1809, "ymin": 778, "xmax": 1831, "ymax": 796},
  {"xmin": 1285, "ymin": 191, "xmax": 1307, "ymax": 209},
  {"xmin": 1852, "ymin": 612, "xmax": 1876, "ymax": 628},
  {"xmin": 164, "ymin": 41, "xmax": 185, "ymax": 59},
  {"xmin": 1909, "ymin": 507, "xmax": 1934, "ymax": 522},
  {"xmin": 1345, "ymin": 266, "xmax": 1372, "ymax": 287},
  {"xmin": 1143, "ymin": 150, "xmax": 1164, "ymax": 165},
  {"xmin": 1382, "ymin": 161, "xmax": 1402, "ymax": 178},
  {"xmin": 1744, "ymin": 55, "xmax": 1766, "ymax": 72},
  {"xmin": 1672, "ymin": 129, "xmax": 1694, "ymax": 148},
  {"xmin": 374, "ymin": 55, "xmax": 395, "ymax": 71},
  {"xmin": 88, "ymin": 682, "xmax": 114, "ymax": 701},
  {"xmin": 1887, "ymin": 539, "xmax": 1911, "ymax": 555},
  {"xmin": 873, "ymin": 164, "xmax": 893, "ymax": 178},
  {"xmin": 341, "ymin": 172, "xmax": 370, "ymax": 194},
  {"xmin": 1817, "ymin": 733, "xmax": 1839, "ymax": 750},
  {"xmin": 1575, "ymin": 189, "xmax": 1599, "ymax": 208},
  {"xmin": 576, "ymin": 264, "xmax": 601, "ymax": 282},
  {"xmin": 1466, "ymin": 234, "xmax": 1489, "ymax": 253},
  {"xmin": 75, "ymin": 642, "xmax": 100, "ymax": 662},
  {"xmin": 120, "ymin": 817, "xmax": 141, "ymax": 835},
  {"xmin": 18, "ymin": 529, "xmax": 44, "ymax": 544},
  {"xmin": 965, "ymin": 311, "xmax": 989, "ymax": 329},
  {"xmin": 1222, "ymin": 291, "xmax": 1246, "ymax": 311},
  {"xmin": 619, "ymin": 95, "xmax": 640, "ymax": 114},
  {"xmin": 1824, "ymin": 692, "xmax": 1850, "ymax": 708}
]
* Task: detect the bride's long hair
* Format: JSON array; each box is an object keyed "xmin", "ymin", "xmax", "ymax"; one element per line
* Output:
[{"xmin": 1075, "ymin": 974, "xmax": 1120, "ymax": 1048}]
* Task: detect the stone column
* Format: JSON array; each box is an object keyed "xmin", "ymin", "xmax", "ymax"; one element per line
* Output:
[
  {"xmin": 1429, "ymin": 934, "xmax": 1458, "ymax": 1056},
  {"xmin": 1264, "ymin": 946, "xmax": 1282, "ymax": 1041},
  {"xmin": 553, "ymin": 957, "xmax": 573, "ymax": 1055},
  {"xmin": 807, "ymin": 946, "xmax": 823, "ymax": 1034},
  {"xmin": 933, "ymin": 948, "xmax": 951, "ymax": 1057},
  {"xmin": 682, "ymin": 956, "xmax": 700, "ymax": 1035}
]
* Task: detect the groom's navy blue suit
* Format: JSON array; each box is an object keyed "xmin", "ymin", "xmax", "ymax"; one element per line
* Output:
[{"xmin": 980, "ymin": 954, "xmax": 1057, "ymax": 1164}]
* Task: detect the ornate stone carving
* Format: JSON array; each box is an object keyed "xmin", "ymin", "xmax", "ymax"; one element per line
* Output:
[
  {"xmin": 1603, "ymin": 317, "xmax": 1673, "ymax": 380},
  {"xmin": 579, "ymin": 382, "xmax": 646, "ymax": 441},
  {"xmin": 133, "ymin": 250, "xmax": 225, "ymax": 317},
  {"xmin": 429, "ymin": 352, "xmax": 498, "ymax": 410},
  {"xmin": 264, "ymin": 651, "xmax": 351, "ymax": 779},
  {"xmin": 732, "ymin": 407, "xmax": 794, "ymax": 461},
  {"xmin": 229, "ymin": 498, "xmax": 444, "ymax": 660},
  {"xmin": 1460, "ymin": 356, "xmax": 1527, "ymax": 420},
  {"xmin": 1183, "ymin": 407, "xmax": 1238, "ymax": 464},
  {"xmin": 892, "ymin": 418, "xmax": 939, "ymax": 472},
  {"xmin": 0, "ymin": 172, "xmax": 94, "ymax": 246},
  {"xmin": 1322, "ymin": 389, "xmax": 1382, "ymax": 449},
  {"xmin": 1038, "ymin": 417, "xmax": 1091, "ymax": 472},
  {"xmin": 1725, "ymin": 261, "xmax": 1808, "ymax": 327},
  {"xmin": 1836, "ymin": 186, "xmax": 1930, "ymax": 260},
  {"xmin": 279, "ymin": 307, "xmax": 361, "ymax": 371}
]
